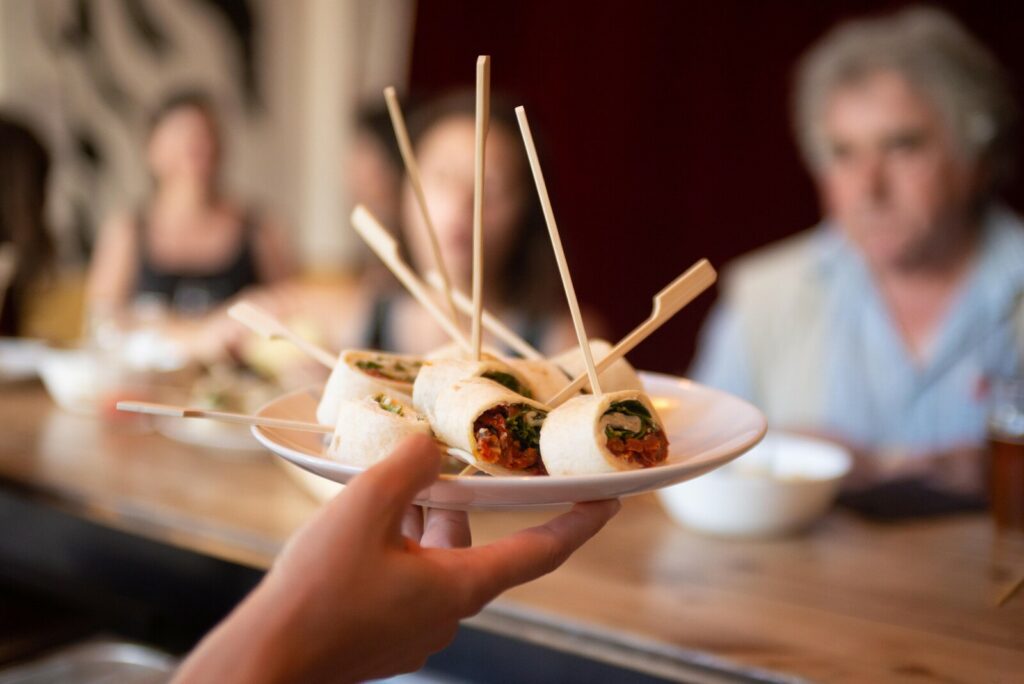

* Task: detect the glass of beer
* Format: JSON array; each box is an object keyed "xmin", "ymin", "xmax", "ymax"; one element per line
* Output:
[{"xmin": 988, "ymin": 376, "xmax": 1024, "ymax": 530}]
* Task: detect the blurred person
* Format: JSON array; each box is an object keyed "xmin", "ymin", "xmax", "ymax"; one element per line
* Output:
[
  {"xmin": 87, "ymin": 90, "xmax": 296, "ymax": 347},
  {"xmin": 691, "ymin": 7, "xmax": 1023, "ymax": 496},
  {"xmin": 249, "ymin": 91, "xmax": 598, "ymax": 358},
  {"xmin": 359, "ymin": 91, "xmax": 596, "ymax": 355},
  {"xmin": 172, "ymin": 434, "xmax": 619, "ymax": 682},
  {"xmin": 349, "ymin": 102, "xmax": 405, "ymax": 237},
  {"xmin": 0, "ymin": 115, "xmax": 56, "ymax": 336}
]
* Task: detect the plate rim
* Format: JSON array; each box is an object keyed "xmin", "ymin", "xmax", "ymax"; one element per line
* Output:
[{"xmin": 252, "ymin": 371, "xmax": 767, "ymax": 507}]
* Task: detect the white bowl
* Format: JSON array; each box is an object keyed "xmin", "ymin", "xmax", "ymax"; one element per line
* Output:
[
  {"xmin": 656, "ymin": 431, "xmax": 852, "ymax": 538},
  {"xmin": 37, "ymin": 349, "xmax": 124, "ymax": 415}
]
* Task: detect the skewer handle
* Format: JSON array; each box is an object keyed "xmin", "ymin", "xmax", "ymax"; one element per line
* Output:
[
  {"xmin": 546, "ymin": 259, "xmax": 717, "ymax": 405},
  {"xmin": 228, "ymin": 302, "xmax": 337, "ymax": 369},
  {"xmin": 516, "ymin": 106, "xmax": 602, "ymax": 395},
  {"xmin": 384, "ymin": 86, "xmax": 460, "ymax": 326},
  {"xmin": 117, "ymin": 401, "xmax": 334, "ymax": 434},
  {"xmin": 351, "ymin": 206, "xmax": 473, "ymax": 353}
]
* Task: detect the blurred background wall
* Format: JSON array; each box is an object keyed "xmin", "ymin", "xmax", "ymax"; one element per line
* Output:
[{"xmin": 1, "ymin": 0, "xmax": 1021, "ymax": 373}]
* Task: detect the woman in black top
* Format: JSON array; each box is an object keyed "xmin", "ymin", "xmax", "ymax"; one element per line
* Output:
[{"xmin": 87, "ymin": 90, "xmax": 295, "ymax": 331}]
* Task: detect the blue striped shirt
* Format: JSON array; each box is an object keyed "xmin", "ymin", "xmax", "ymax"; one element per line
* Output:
[{"xmin": 691, "ymin": 207, "xmax": 1024, "ymax": 454}]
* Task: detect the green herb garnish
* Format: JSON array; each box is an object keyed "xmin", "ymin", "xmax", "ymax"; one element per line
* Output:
[
  {"xmin": 507, "ymin": 406, "xmax": 546, "ymax": 447},
  {"xmin": 603, "ymin": 400, "xmax": 657, "ymax": 440},
  {"xmin": 374, "ymin": 394, "xmax": 404, "ymax": 416},
  {"xmin": 482, "ymin": 371, "xmax": 533, "ymax": 399}
]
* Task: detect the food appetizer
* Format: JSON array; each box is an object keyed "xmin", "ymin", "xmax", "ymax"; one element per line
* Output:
[
  {"xmin": 430, "ymin": 378, "xmax": 549, "ymax": 475},
  {"xmin": 326, "ymin": 393, "xmax": 432, "ymax": 468},
  {"xmin": 539, "ymin": 390, "xmax": 668, "ymax": 475},
  {"xmin": 316, "ymin": 349, "xmax": 423, "ymax": 425}
]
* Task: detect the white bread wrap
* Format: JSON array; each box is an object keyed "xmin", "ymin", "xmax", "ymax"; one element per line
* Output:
[
  {"xmin": 316, "ymin": 350, "xmax": 420, "ymax": 425},
  {"xmin": 432, "ymin": 377, "xmax": 549, "ymax": 474},
  {"xmin": 413, "ymin": 358, "xmax": 534, "ymax": 422},
  {"xmin": 326, "ymin": 394, "xmax": 431, "ymax": 468},
  {"xmin": 552, "ymin": 339, "xmax": 643, "ymax": 394},
  {"xmin": 508, "ymin": 358, "xmax": 572, "ymax": 403},
  {"xmin": 539, "ymin": 390, "xmax": 666, "ymax": 475}
]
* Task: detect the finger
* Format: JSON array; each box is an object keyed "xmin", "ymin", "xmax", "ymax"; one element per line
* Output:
[
  {"xmin": 421, "ymin": 507, "xmax": 471, "ymax": 549},
  {"xmin": 455, "ymin": 499, "xmax": 620, "ymax": 610},
  {"xmin": 342, "ymin": 433, "xmax": 442, "ymax": 534},
  {"xmin": 401, "ymin": 505, "xmax": 424, "ymax": 541}
]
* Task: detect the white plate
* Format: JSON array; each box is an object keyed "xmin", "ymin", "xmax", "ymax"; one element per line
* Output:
[{"xmin": 252, "ymin": 372, "xmax": 768, "ymax": 511}]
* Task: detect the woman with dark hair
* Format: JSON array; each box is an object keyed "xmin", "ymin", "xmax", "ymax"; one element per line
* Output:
[
  {"xmin": 0, "ymin": 115, "xmax": 55, "ymax": 336},
  {"xmin": 87, "ymin": 90, "xmax": 295, "ymax": 329},
  {"xmin": 358, "ymin": 90, "xmax": 593, "ymax": 355}
]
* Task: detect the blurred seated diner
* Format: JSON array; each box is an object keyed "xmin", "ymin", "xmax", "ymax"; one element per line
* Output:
[
  {"xmin": 86, "ymin": 90, "xmax": 296, "ymax": 358},
  {"xmin": 691, "ymin": 7, "xmax": 1023, "ymax": 506},
  {"xmin": 242, "ymin": 91, "xmax": 601, "ymax": 358},
  {"xmin": 0, "ymin": 115, "xmax": 56, "ymax": 337}
]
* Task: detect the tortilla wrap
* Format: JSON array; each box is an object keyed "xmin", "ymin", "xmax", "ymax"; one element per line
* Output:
[
  {"xmin": 316, "ymin": 349, "xmax": 419, "ymax": 425},
  {"xmin": 539, "ymin": 390, "xmax": 667, "ymax": 475},
  {"xmin": 326, "ymin": 393, "xmax": 431, "ymax": 468}
]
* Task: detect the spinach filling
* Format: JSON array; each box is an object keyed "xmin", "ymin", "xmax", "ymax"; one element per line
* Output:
[
  {"xmin": 373, "ymin": 394, "xmax": 404, "ymax": 416},
  {"xmin": 506, "ymin": 406, "xmax": 546, "ymax": 448},
  {"xmin": 481, "ymin": 371, "xmax": 534, "ymax": 399},
  {"xmin": 355, "ymin": 357, "xmax": 422, "ymax": 383},
  {"xmin": 603, "ymin": 400, "xmax": 658, "ymax": 440}
]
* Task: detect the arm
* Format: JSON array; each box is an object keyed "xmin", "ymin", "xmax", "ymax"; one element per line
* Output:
[
  {"xmin": 86, "ymin": 213, "xmax": 138, "ymax": 314},
  {"xmin": 251, "ymin": 216, "xmax": 299, "ymax": 284},
  {"xmin": 172, "ymin": 435, "xmax": 619, "ymax": 683}
]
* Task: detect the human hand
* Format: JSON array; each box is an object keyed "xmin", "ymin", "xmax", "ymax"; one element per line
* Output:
[{"xmin": 172, "ymin": 434, "xmax": 620, "ymax": 683}]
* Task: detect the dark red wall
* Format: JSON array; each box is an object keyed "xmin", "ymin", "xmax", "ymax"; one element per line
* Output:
[{"xmin": 408, "ymin": 1, "xmax": 1024, "ymax": 375}]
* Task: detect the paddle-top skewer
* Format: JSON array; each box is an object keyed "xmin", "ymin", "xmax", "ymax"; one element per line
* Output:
[
  {"xmin": 383, "ymin": 86, "xmax": 459, "ymax": 328},
  {"xmin": 471, "ymin": 55, "xmax": 491, "ymax": 361},
  {"xmin": 424, "ymin": 270, "xmax": 545, "ymax": 360},
  {"xmin": 227, "ymin": 301, "xmax": 337, "ymax": 369},
  {"xmin": 547, "ymin": 259, "xmax": 717, "ymax": 405},
  {"xmin": 516, "ymin": 105, "xmax": 602, "ymax": 395},
  {"xmin": 117, "ymin": 401, "xmax": 333, "ymax": 434},
  {"xmin": 351, "ymin": 205, "xmax": 473, "ymax": 354}
]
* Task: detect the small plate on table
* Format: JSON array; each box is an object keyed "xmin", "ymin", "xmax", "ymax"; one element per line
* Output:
[{"xmin": 252, "ymin": 372, "xmax": 767, "ymax": 511}]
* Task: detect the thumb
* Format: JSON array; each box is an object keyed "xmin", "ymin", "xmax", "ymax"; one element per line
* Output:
[{"xmin": 341, "ymin": 433, "xmax": 443, "ymax": 538}]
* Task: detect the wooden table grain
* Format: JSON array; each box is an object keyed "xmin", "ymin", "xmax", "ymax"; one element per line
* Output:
[{"xmin": 1, "ymin": 382, "xmax": 1022, "ymax": 683}]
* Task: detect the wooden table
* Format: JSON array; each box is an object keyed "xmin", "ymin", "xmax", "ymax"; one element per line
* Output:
[{"xmin": 1, "ymin": 382, "xmax": 1022, "ymax": 683}]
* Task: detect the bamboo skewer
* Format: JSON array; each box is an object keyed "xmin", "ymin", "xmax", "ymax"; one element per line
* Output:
[
  {"xmin": 996, "ymin": 572, "xmax": 1024, "ymax": 607},
  {"xmin": 117, "ymin": 401, "xmax": 333, "ymax": 434},
  {"xmin": 383, "ymin": 86, "xmax": 459, "ymax": 328},
  {"xmin": 227, "ymin": 302, "xmax": 337, "ymax": 369},
  {"xmin": 516, "ymin": 106, "xmax": 602, "ymax": 395},
  {"xmin": 471, "ymin": 55, "xmax": 491, "ymax": 361},
  {"xmin": 547, "ymin": 259, "xmax": 717, "ymax": 406},
  {"xmin": 351, "ymin": 205, "xmax": 473, "ymax": 353},
  {"xmin": 424, "ymin": 270, "xmax": 545, "ymax": 360}
]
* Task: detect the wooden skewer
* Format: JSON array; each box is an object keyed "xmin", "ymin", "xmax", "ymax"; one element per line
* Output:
[
  {"xmin": 516, "ymin": 106, "xmax": 602, "ymax": 395},
  {"xmin": 471, "ymin": 55, "xmax": 491, "ymax": 361},
  {"xmin": 117, "ymin": 401, "xmax": 333, "ymax": 434},
  {"xmin": 996, "ymin": 572, "xmax": 1024, "ymax": 607},
  {"xmin": 546, "ymin": 259, "xmax": 717, "ymax": 405},
  {"xmin": 424, "ymin": 270, "xmax": 545, "ymax": 360},
  {"xmin": 227, "ymin": 302, "xmax": 337, "ymax": 369},
  {"xmin": 383, "ymin": 86, "xmax": 459, "ymax": 327},
  {"xmin": 351, "ymin": 205, "xmax": 473, "ymax": 353}
]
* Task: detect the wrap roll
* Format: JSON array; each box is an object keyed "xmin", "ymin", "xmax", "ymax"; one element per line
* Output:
[
  {"xmin": 507, "ymin": 358, "xmax": 572, "ymax": 404},
  {"xmin": 432, "ymin": 378, "xmax": 549, "ymax": 475},
  {"xmin": 539, "ymin": 390, "xmax": 668, "ymax": 475},
  {"xmin": 316, "ymin": 349, "xmax": 422, "ymax": 425},
  {"xmin": 552, "ymin": 339, "xmax": 643, "ymax": 394},
  {"xmin": 326, "ymin": 393, "xmax": 432, "ymax": 468},
  {"xmin": 413, "ymin": 358, "xmax": 536, "ymax": 422}
]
